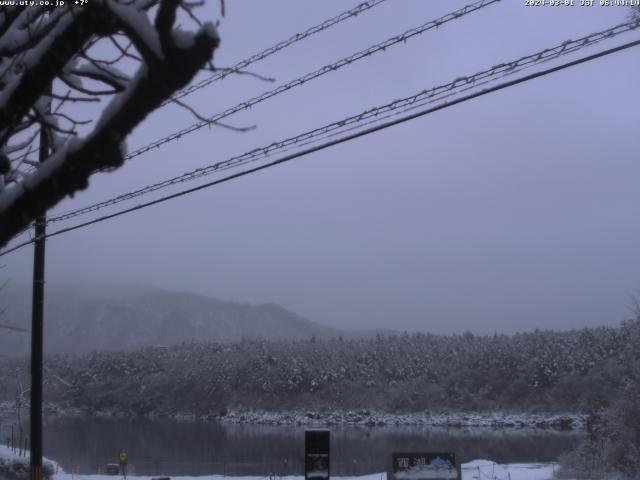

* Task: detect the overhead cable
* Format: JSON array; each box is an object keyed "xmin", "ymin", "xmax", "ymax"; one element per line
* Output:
[
  {"xmin": 126, "ymin": 0, "xmax": 502, "ymax": 160},
  {"xmin": 47, "ymin": 18, "xmax": 640, "ymax": 225},
  {"xmin": 3, "ymin": 36, "xmax": 639, "ymax": 258},
  {"xmin": 165, "ymin": 0, "xmax": 391, "ymax": 104}
]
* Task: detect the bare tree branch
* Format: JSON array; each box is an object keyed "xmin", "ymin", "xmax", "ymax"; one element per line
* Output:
[
  {"xmin": 0, "ymin": 1, "xmax": 220, "ymax": 244},
  {"xmin": 0, "ymin": 321, "xmax": 27, "ymax": 332}
]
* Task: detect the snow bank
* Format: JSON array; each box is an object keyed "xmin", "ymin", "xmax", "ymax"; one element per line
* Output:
[
  {"xmin": 0, "ymin": 444, "xmax": 61, "ymax": 467},
  {"xmin": 463, "ymin": 460, "xmax": 557, "ymax": 480},
  {"xmin": 0, "ymin": 444, "xmax": 60, "ymax": 479}
]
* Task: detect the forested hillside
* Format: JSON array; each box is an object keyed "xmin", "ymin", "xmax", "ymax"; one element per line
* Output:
[{"xmin": 2, "ymin": 319, "xmax": 638, "ymax": 417}]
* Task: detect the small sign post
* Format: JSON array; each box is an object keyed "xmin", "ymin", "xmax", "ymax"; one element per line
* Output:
[
  {"xmin": 390, "ymin": 452, "xmax": 460, "ymax": 480},
  {"xmin": 305, "ymin": 430, "xmax": 330, "ymax": 480},
  {"xmin": 119, "ymin": 449, "xmax": 128, "ymax": 479}
]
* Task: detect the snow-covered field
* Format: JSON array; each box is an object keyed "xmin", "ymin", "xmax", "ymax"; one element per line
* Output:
[{"xmin": 2, "ymin": 445, "xmax": 566, "ymax": 480}]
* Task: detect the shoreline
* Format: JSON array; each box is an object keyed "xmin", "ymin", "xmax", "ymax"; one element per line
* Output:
[
  {"xmin": 8, "ymin": 403, "xmax": 586, "ymax": 430},
  {"xmin": 218, "ymin": 410, "xmax": 585, "ymax": 429}
]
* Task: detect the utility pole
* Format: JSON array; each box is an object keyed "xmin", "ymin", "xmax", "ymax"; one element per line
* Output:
[{"xmin": 30, "ymin": 93, "xmax": 50, "ymax": 480}]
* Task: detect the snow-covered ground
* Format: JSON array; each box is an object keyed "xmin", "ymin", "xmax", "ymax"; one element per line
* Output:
[
  {"xmin": 0, "ymin": 443, "xmax": 58, "ymax": 480},
  {"xmin": 0, "ymin": 444, "xmax": 57, "ymax": 466},
  {"xmin": 1, "ymin": 445, "xmax": 566, "ymax": 480}
]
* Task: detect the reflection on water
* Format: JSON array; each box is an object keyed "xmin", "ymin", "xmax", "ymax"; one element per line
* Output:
[{"xmin": 42, "ymin": 418, "xmax": 581, "ymax": 476}]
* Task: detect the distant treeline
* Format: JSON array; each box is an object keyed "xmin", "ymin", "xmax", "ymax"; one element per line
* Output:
[{"xmin": 1, "ymin": 319, "xmax": 639, "ymax": 417}]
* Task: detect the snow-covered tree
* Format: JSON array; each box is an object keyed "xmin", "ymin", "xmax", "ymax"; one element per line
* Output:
[{"xmin": 0, "ymin": 1, "xmax": 220, "ymax": 247}]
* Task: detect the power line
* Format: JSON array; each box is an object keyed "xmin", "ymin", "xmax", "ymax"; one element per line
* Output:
[
  {"xmin": 47, "ymin": 18, "xmax": 640, "ymax": 225},
  {"xmin": 124, "ymin": 0, "xmax": 502, "ymax": 160},
  {"xmin": 3, "ymin": 36, "xmax": 639, "ymax": 258},
  {"xmin": 2, "ymin": 0, "xmax": 389, "ymax": 233},
  {"xmin": 2, "ymin": 0, "xmax": 504, "ymax": 243},
  {"xmin": 164, "ymin": 0, "xmax": 390, "ymax": 105},
  {"xmin": 46, "ymin": 0, "xmax": 506, "ymax": 223}
]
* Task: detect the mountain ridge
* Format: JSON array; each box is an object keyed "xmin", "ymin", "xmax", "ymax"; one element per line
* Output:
[{"xmin": 0, "ymin": 283, "xmax": 395, "ymax": 356}]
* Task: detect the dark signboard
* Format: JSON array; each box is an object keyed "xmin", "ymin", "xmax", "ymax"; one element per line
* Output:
[
  {"xmin": 390, "ymin": 452, "xmax": 460, "ymax": 480},
  {"xmin": 305, "ymin": 429, "xmax": 330, "ymax": 480}
]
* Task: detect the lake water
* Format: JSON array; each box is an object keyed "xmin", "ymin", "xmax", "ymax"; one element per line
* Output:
[{"xmin": 39, "ymin": 419, "xmax": 581, "ymax": 476}]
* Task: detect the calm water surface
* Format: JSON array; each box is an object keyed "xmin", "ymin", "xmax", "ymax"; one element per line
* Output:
[{"xmin": 41, "ymin": 419, "xmax": 581, "ymax": 476}]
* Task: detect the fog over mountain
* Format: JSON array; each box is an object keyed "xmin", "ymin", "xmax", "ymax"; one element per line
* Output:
[{"xmin": 0, "ymin": 285, "xmax": 393, "ymax": 356}]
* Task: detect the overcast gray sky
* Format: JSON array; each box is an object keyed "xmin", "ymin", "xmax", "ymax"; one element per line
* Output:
[{"xmin": 3, "ymin": 0, "xmax": 640, "ymax": 334}]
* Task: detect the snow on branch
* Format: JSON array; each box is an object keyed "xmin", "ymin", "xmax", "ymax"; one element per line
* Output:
[
  {"xmin": 107, "ymin": 0, "xmax": 164, "ymax": 61},
  {"xmin": 0, "ymin": 1, "xmax": 220, "ymax": 247}
]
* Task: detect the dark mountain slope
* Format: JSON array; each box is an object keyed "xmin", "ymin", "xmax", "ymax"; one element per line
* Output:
[{"xmin": 0, "ymin": 284, "xmax": 370, "ymax": 355}]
